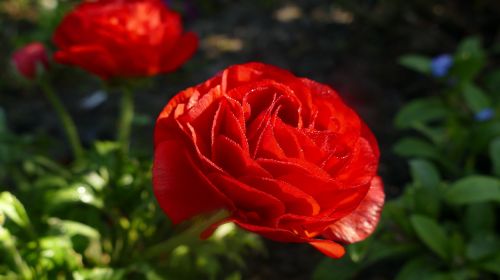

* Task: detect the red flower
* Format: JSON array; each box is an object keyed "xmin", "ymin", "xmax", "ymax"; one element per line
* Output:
[
  {"xmin": 53, "ymin": 0, "xmax": 198, "ymax": 80},
  {"xmin": 153, "ymin": 62, "xmax": 384, "ymax": 258},
  {"xmin": 11, "ymin": 42, "xmax": 49, "ymax": 79}
]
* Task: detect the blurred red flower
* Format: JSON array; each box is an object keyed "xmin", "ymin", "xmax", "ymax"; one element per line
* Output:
[
  {"xmin": 153, "ymin": 62, "xmax": 384, "ymax": 258},
  {"xmin": 53, "ymin": 0, "xmax": 198, "ymax": 80},
  {"xmin": 11, "ymin": 42, "xmax": 49, "ymax": 79}
]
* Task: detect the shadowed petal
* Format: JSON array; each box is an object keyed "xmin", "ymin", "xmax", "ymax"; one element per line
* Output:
[
  {"xmin": 322, "ymin": 176, "xmax": 384, "ymax": 243},
  {"xmin": 232, "ymin": 219, "xmax": 346, "ymax": 258},
  {"xmin": 153, "ymin": 140, "xmax": 231, "ymax": 224},
  {"xmin": 309, "ymin": 240, "xmax": 346, "ymax": 259},
  {"xmin": 161, "ymin": 32, "xmax": 198, "ymax": 72},
  {"xmin": 54, "ymin": 45, "xmax": 117, "ymax": 79}
]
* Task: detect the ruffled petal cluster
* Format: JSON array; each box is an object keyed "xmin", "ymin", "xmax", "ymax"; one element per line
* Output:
[
  {"xmin": 53, "ymin": 0, "xmax": 197, "ymax": 79},
  {"xmin": 153, "ymin": 62, "xmax": 384, "ymax": 258}
]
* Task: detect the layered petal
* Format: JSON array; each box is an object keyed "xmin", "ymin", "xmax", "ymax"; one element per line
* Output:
[
  {"xmin": 233, "ymin": 219, "xmax": 345, "ymax": 258},
  {"xmin": 152, "ymin": 62, "xmax": 384, "ymax": 259},
  {"xmin": 53, "ymin": 0, "xmax": 197, "ymax": 79},
  {"xmin": 161, "ymin": 32, "xmax": 198, "ymax": 72},
  {"xmin": 54, "ymin": 45, "xmax": 117, "ymax": 79},
  {"xmin": 322, "ymin": 176, "xmax": 385, "ymax": 243},
  {"xmin": 153, "ymin": 139, "xmax": 231, "ymax": 224}
]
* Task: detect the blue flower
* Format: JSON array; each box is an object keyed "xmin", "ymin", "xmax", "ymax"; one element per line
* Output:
[
  {"xmin": 430, "ymin": 54, "xmax": 453, "ymax": 78},
  {"xmin": 474, "ymin": 108, "xmax": 495, "ymax": 122}
]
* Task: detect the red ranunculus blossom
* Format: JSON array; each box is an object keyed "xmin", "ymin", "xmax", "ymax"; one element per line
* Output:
[
  {"xmin": 53, "ymin": 0, "xmax": 198, "ymax": 80},
  {"xmin": 11, "ymin": 42, "xmax": 49, "ymax": 79},
  {"xmin": 153, "ymin": 62, "xmax": 384, "ymax": 258}
]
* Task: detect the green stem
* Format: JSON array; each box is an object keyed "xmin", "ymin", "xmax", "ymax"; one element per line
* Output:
[
  {"xmin": 0, "ymin": 228, "xmax": 33, "ymax": 279},
  {"xmin": 142, "ymin": 211, "xmax": 229, "ymax": 260},
  {"xmin": 117, "ymin": 87, "xmax": 134, "ymax": 161},
  {"xmin": 40, "ymin": 80, "xmax": 84, "ymax": 162}
]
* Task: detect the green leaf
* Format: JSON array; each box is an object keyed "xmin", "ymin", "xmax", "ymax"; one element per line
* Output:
[
  {"xmin": 94, "ymin": 141, "xmax": 120, "ymax": 156},
  {"xmin": 464, "ymin": 203, "xmax": 495, "ymax": 236},
  {"xmin": 395, "ymin": 98, "xmax": 448, "ymax": 129},
  {"xmin": 435, "ymin": 270, "xmax": 477, "ymax": 280},
  {"xmin": 451, "ymin": 37, "xmax": 486, "ymax": 82},
  {"xmin": 128, "ymin": 263, "xmax": 164, "ymax": 280},
  {"xmin": 73, "ymin": 268, "xmax": 126, "ymax": 280},
  {"xmin": 457, "ymin": 37, "xmax": 483, "ymax": 56},
  {"xmin": 32, "ymin": 156, "xmax": 72, "ymax": 178},
  {"xmin": 34, "ymin": 175, "xmax": 68, "ymax": 190},
  {"xmin": 411, "ymin": 187, "xmax": 441, "ymax": 218},
  {"xmin": 0, "ymin": 227, "xmax": 32, "ymax": 279},
  {"xmin": 399, "ymin": 55, "xmax": 431, "ymax": 74},
  {"xmin": 393, "ymin": 138, "xmax": 440, "ymax": 159},
  {"xmin": 83, "ymin": 171, "xmax": 108, "ymax": 192},
  {"xmin": 38, "ymin": 236, "xmax": 82, "ymax": 269},
  {"xmin": 449, "ymin": 232, "xmax": 466, "ymax": 263},
  {"xmin": 364, "ymin": 242, "xmax": 419, "ymax": 266},
  {"xmin": 312, "ymin": 256, "xmax": 359, "ymax": 280},
  {"xmin": 196, "ymin": 254, "xmax": 221, "ymax": 279},
  {"xmin": 395, "ymin": 257, "xmax": 440, "ymax": 280},
  {"xmin": 462, "ymin": 83, "xmax": 491, "ymax": 113},
  {"xmin": 47, "ymin": 218, "xmax": 100, "ymax": 240},
  {"xmin": 412, "ymin": 123, "xmax": 446, "ymax": 145},
  {"xmin": 479, "ymin": 253, "xmax": 500, "ymax": 275},
  {"xmin": 490, "ymin": 138, "xmax": 500, "ymax": 177},
  {"xmin": 225, "ymin": 272, "xmax": 242, "ymax": 280},
  {"xmin": 408, "ymin": 160, "xmax": 441, "ymax": 217},
  {"xmin": 46, "ymin": 184, "xmax": 103, "ymax": 211},
  {"xmin": 0, "ymin": 192, "xmax": 30, "ymax": 229},
  {"xmin": 382, "ymin": 200, "xmax": 413, "ymax": 235},
  {"xmin": 446, "ymin": 176, "xmax": 500, "ymax": 205},
  {"xmin": 466, "ymin": 233, "xmax": 500, "ymax": 261},
  {"xmin": 409, "ymin": 159, "xmax": 441, "ymax": 189},
  {"xmin": 410, "ymin": 215, "xmax": 449, "ymax": 260}
]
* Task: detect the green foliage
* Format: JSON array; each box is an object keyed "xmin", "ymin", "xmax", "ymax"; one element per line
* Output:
[
  {"xmin": 312, "ymin": 256, "xmax": 359, "ymax": 280},
  {"xmin": 462, "ymin": 83, "xmax": 491, "ymax": 113},
  {"xmin": 410, "ymin": 215, "xmax": 449, "ymax": 261},
  {"xmin": 398, "ymin": 55, "xmax": 431, "ymax": 74},
  {"xmin": 446, "ymin": 176, "xmax": 500, "ymax": 204},
  {"xmin": 0, "ymin": 129, "xmax": 263, "ymax": 279},
  {"xmin": 0, "ymin": 192, "xmax": 31, "ymax": 229},
  {"xmin": 393, "ymin": 138, "xmax": 441, "ymax": 160},
  {"xmin": 315, "ymin": 36, "xmax": 500, "ymax": 279},
  {"xmin": 490, "ymin": 138, "xmax": 500, "ymax": 176},
  {"xmin": 452, "ymin": 37, "xmax": 486, "ymax": 83},
  {"xmin": 409, "ymin": 159, "xmax": 440, "ymax": 189},
  {"xmin": 395, "ymin": 98, "xmax": 448, "ymax": 130}
]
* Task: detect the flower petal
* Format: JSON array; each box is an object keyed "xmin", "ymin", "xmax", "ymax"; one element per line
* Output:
[
  {"xmin": 153, "ymin": 140, "xmax": 231, "ymax": 224},
  {"xmin": 232, "ymin": 219, "xmax": 346, "ymax": 258},
  {"xmin": 309, "ymin": 240, "xmax": 346, "ymax": 259},
  {"xmin": 322, "ymin": 176, "xmax": 384, "ymax": 243},
  {"xmin": 161, "ymin": 32, "xmax": 198, "ymax": 72},
  {"xmin": 208, "ymin": 172, "xmax": 286, "ymax": 226},
  {"xmin": 54, "ymin": 45, "xmax": 117, "ymax": 79}
]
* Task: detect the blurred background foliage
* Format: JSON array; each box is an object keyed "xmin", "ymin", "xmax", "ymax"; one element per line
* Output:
[
  {"xmin": 1, "ymin": 0, "xmax": 500, "ymax": 279},
  {"xmin": 314, "ymin": 36, "xmax": 500, "ymax": 280}
]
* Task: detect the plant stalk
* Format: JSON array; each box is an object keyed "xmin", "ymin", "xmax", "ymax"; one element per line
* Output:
[
  {"xmin": 117, "ymin": 87, "xmax": 134, "ymax": 161},
  {"xmin": 40, "ymin": 80, "xmax": 84, "ymax": 162},
  {"xmin": 142, "ymin": 211, "xmax": 229, "ymax": 260}
]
